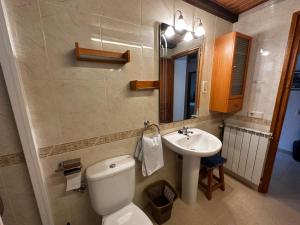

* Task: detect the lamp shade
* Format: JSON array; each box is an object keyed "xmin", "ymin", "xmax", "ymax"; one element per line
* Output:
[
  {"xmin": 194, "ymin": 24, "xmax": 205, "ymax": 37},
  {"xmin": 184, "ymin": 31, "xmax": 193, "ymax": 42},
  {"xmin": 165, "ymin": 26, "xmax": 175, "ymax": 38},
  {"xmin": 175, "ymin": 12, "xmax": 186, "ymax": 31}
]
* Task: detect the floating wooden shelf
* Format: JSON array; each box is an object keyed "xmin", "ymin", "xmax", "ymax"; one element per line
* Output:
[
  {"xmin": 130, "ymin": 80, "xmax": 159, "ymax": 91},
  {"xmin": 75, "ymin": 42, "xmax": 130, "ymax": 64}
]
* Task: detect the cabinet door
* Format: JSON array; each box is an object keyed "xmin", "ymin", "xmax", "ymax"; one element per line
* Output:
[{"xmin": 230, "ymin": 36, "xmax": 250, "ymax": 97}]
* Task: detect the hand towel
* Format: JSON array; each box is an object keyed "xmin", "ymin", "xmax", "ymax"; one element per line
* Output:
[
  {"xmin": 134, "ymin": 137, "xmax": 143, "ymax": 161},
  {"xmin": 134, "ymin": 134, "xmax": 164, "ymax": 176}
]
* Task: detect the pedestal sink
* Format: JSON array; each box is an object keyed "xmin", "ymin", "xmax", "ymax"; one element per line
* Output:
[{"xmin": 162, "ymin": 128, "xmax": 222, "ymax": 205}]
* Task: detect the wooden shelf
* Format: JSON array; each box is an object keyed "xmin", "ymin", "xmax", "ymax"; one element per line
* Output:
[
  {"xmin": 130, "ymin": 80, "xmax": 159, "ymax": 91},
  {"xmin": 75, "ymin": 42, "xmax": 130, "ymax": 64}
]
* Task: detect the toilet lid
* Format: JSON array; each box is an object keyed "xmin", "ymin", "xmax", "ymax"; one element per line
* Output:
[{"xmin": 102, "ymin": 203, "xmax": 153, "ymax": 225}]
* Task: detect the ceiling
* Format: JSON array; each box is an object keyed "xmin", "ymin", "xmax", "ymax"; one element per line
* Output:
[
  {"xmin": 183, "ymin": 0, "xmax": 271, "ymax": 22},
  {"xmin": 211, "ymin": 0, "xmax": 270, "ymax": 14}
]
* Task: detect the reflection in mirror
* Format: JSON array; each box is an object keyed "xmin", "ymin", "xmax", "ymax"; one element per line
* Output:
[{"xmin": 159, "ymin": 23, "xmax": 203, "ymax": 123}]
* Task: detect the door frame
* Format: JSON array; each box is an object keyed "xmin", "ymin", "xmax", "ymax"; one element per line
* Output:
[
  {"xmin": 259, "ymin": 11, "xmax": 300, "ymax": 193},
  {"xmin": 0, "ymin": 1, "xmax": 54, "ymax": 224}
]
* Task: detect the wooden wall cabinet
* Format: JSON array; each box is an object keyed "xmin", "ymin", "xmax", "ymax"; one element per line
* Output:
[{"xmin": 210, "ymin": 32, "xmax": 252, "ymax": 113}]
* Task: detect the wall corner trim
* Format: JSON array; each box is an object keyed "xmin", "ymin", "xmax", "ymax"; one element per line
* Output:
[{"xmin": 0, "ymin": 1, "xmax": 54, "ymax": 225}]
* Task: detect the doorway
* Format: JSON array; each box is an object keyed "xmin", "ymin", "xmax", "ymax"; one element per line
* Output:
[
  {"xmin": 173, "ymin": 52, "xmax": 198, "ymax": 121},
  {"xmin": 267, "ymin": 52, "xmax": 300, "ymax": 210},
  {"xmin": 259, "ymin": 11, "xmax": 300, "ymax": 193}
]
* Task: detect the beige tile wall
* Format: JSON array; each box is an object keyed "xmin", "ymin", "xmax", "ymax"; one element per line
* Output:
[
  {"xmin": 0, "ymin": 67, "xmax": 22, "ymax": 156},
  {"xmin": 0, "ymin": 67, "xmax": 42, "ymax": 225},
  {"xmin": 3, "ymin": 0, "xmax": 232, "ymax": 148},
  {"xmin": 233, "ymin": 0, "xmax": 300, "ymax": 125},
  {"xmin": 226, "ymin": 115, "xmax": 271, "ymax": 132},
  {"xmin": 0, "ymin": 163, "xmax": 42, "ymax": 225},
  {"xmin": 2, "ymin": 0, "xmax": 233, "ymax": 224}
]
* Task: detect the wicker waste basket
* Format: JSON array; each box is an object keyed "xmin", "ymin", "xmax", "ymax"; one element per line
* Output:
[{"xmin": 145, "ymin": 180, "xmax": 177, "ymax": 224}]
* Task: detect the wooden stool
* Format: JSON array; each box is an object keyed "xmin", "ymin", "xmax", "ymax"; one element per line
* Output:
[{"xmin": 198, "ymin": 154, "xmax": 227, "ymax": 200}]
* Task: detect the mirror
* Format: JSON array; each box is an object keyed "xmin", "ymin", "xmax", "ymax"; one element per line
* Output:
[{"xmin": 159, "ymin": 23, "xmax": 203, "ymax": 123}]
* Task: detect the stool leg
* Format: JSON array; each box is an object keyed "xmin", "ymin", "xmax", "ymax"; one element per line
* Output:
[
  {"xmin": 207, "ymin": 170, "xmax": 213, "ymax": 200},
  {"xmin": 200, "ymin": 167, "xmax": 206, "ymax": 179},
  {"xmin": 219, "ymin": 165, "xmax": 225, "ymax": 191}
]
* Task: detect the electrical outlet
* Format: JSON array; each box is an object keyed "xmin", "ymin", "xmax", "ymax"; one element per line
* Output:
[{"xmin": 248, "ymin": 111, "xmax": 264, "ymax": 119}]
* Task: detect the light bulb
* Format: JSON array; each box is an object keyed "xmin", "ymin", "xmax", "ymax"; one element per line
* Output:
[
  {"xmin": 194, "ymin": 24, "xmax": 205, "ymax": 37},
  {"xmin": 175, "ymin": 12, "xmax": 186, "ymax": 31},
  {"xmin": 164, "ymin": 26, "xmax": 175, "ymax": 38},
  {"xmin": 184, "ymin": 31, "xmax": 193, "ymax": 42}
]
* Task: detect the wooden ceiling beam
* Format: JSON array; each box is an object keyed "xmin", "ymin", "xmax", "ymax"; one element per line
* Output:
[
  {"xmin": 183, "ymin": 0, "xmax": 239, "ymax": 23},
  {"xmin": 214, "ymin": 0, "xmax": 270, "ymax": 14}
]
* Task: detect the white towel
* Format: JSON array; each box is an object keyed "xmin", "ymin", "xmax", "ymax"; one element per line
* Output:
[{"xmin": 135, "ymin": 134, "xmax": 164, "ymax": 176}]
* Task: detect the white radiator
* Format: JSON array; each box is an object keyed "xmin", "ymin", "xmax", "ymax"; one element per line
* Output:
[{"xmin": 222, "ymin": 124, "xmax": 272, "ymax": 185}]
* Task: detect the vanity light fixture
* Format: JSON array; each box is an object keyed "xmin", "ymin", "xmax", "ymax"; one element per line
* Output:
[
  {"xmin": 175, "ymin": 10, "xmax": 186, "ymax": 31},
  {"xmin": 194, "ymin": 18, "xmax": 205, "ymax": 37},
  {"xmin": 184, "ymin": 31, "xmax": 194, "ymax": 42},
  {"xmin": 164, "ymin": 26, "xmax": 175, "ymax": 38}
]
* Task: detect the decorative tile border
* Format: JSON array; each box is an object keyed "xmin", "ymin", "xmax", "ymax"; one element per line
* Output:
[
  {"xmin": 0, "ymin": 152, "xmax": 25, "ymax": 167},
  {"xmin": 39, "ymin": 114, "xmax": 224, "ymax": 158},
  {"xmin": 39, "ymin": 129, "xmax": 142, "ymax": 158},
  {"xmin": 0, "ymin": 114, "xmax": 270, "ymax": 166}
]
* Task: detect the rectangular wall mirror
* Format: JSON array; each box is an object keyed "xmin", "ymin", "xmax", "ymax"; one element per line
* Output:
[{"xmin": 159, "ymin": 23, "xmax": 203, "ymax": 123}]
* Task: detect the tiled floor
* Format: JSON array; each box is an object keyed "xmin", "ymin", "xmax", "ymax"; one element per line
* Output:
[
  {"xmin": 149, "ymin": 154, "xmax": 300, "ymax": 225},
  {"xmin": 269, "ymin": 150, "xmax": 300, "ymax": 212}
]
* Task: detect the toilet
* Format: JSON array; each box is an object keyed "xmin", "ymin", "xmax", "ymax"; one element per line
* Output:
[{"xmin": 86, "ymin": 155, "xmax": 153, "ymax": 225}]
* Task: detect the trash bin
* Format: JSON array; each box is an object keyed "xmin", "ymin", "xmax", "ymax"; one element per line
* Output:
[
  {"xmin": 293, "ymin": 140, "xmax": 300, "ymax": 162},
  {"xmin": 145, "ymin": 180, "xmax": 177, "ymax": 224}
]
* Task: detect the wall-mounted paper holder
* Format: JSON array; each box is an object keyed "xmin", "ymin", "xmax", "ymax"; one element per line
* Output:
[
  {"xmin": 55, "ymin": 158, "xmax": 81, "ymax": 173},
  {"xmin": 56, "ymin": 158, "xmax": 87, "ymax": 193}
]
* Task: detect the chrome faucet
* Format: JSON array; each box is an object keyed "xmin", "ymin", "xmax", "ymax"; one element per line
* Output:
[{"xmin": 178, "ymin": 126, "xmax": 194, "ymax": 137}]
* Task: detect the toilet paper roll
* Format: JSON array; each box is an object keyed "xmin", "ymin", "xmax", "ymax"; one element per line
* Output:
[{"xmin": 66, "ymin": 171, "xmax": 82, "ymax": 191}]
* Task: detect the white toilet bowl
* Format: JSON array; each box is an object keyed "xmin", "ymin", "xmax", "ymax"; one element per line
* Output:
[{"xmin": 102, "ymin": 203, "xmax": 152, "ymax": 225}]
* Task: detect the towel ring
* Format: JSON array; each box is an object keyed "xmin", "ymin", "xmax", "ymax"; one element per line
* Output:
[{"xmin": 142, "ymin": 121, "xmax": 160, "ymax": 138}]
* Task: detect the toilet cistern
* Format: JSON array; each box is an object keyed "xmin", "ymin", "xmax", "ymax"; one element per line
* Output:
[{"xmin": 86, "ymin": 155, "xmax": 153, "ymax": 225}]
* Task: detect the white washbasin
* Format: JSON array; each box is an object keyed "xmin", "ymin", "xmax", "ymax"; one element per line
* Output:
[
  {"xmin": 162, "ymin": 128, "xmax": 222, "ymax": 205},
  {"xmin": 162, "ymin": 128, "xmax": 222, "ymax": 157}
]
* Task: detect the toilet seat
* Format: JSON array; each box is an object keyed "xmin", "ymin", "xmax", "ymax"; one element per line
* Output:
[{"xmin": 102, "ymin": 203, "xmax": 153, "ymax": 225}]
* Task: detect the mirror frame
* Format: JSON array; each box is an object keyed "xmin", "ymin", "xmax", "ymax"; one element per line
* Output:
[{"xmin": 159, "ymin": 23, "xmax": 205, "ymax": 124}]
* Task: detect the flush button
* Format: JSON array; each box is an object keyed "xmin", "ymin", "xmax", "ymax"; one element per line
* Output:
[{"xmin": 109, "ymin": 163, "xmax": 116, "ymax": 168}]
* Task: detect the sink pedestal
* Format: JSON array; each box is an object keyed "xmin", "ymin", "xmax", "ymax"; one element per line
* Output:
[
  {"xmin": 162, "ymin": 128, "xmax": 222, "ymax": 205},
  {"xmin": 182, "ymin": 156, "xmax": 201, "ymax": 205}
]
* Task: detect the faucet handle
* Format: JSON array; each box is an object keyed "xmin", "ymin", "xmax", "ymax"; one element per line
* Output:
[{"xmin": 178, "ymin": 127, "xmax": 185, "ymax": 134}]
